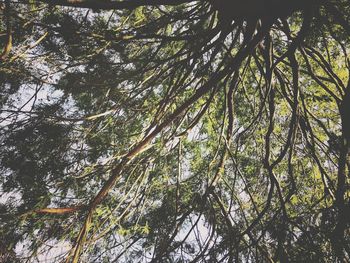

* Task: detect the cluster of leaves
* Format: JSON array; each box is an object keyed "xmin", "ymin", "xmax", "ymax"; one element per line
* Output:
[{"xmin": 0, "ymin": 0, "xmax": 349, "ymax": 262}]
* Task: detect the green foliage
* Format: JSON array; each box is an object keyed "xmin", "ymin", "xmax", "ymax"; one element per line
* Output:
[{"xmin": 0, "ymin": 1, "xmax": 349, "ymax": 262}]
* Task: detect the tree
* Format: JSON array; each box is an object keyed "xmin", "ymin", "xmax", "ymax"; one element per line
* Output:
[{"xmin": 0, "ymin": 0, "xmax": 349, "ymax": 262}]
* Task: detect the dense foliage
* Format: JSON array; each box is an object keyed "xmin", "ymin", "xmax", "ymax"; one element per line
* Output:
[{"xmin": 0, "ymin": 0, "xmax": 349, "ymax": 262}]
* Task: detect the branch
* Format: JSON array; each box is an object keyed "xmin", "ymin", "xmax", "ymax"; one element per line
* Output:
[
  {"xmin": 35, "ymin": 0, "xmax": 196, "ymax": 10},
  {"xmin": 0, "ymin": 0, "xmax": 12, "ymax": 61},
  {"xmin": 33, "ymin": 206, "xmax": 84, "ymax": 214}
]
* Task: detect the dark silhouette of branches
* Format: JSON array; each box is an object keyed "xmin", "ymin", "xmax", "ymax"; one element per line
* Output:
[{"xmin": 0, "ymin": 0, "xmax": 349, "ymax": 262}]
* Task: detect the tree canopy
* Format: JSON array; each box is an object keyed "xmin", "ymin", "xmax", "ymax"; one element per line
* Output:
[{"xmin": 0, "ymin": 0, "xmax": 350, "ymax": 262}]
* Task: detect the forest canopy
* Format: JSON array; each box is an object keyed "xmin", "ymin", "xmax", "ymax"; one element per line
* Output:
[{"xmin": 0, "ymin": 0, "xmax": 350, "ymax": 262}]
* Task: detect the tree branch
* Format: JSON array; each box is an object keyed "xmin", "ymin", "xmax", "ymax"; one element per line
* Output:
[{"xmin": 36, "ymin": 0, "xmax": 196, "ymax": 10}]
